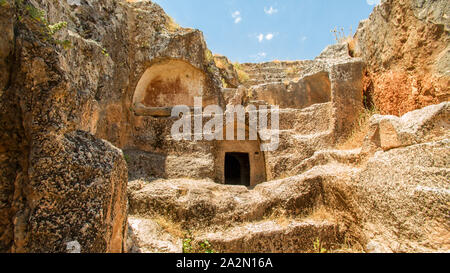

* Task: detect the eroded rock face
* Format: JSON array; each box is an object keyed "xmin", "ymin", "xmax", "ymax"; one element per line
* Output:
[
  {"xmin": 127, "ymin": 164, "xmax": 363, "ymax": 253},
  {"xmin": 356, "ymin": 102, "xmax": 450, "ymax": 252},
  {"xmin": 1, "ymin": 0, "xmax": 225, "ymax": 252},
  {"xmin": 0, "ymin": 2, "xmax": 14, "ymax": 91},
  {"xmin": 16, "ymin": 131, "xmax": 128, "ymax": 253},
  {"xmin": 214, "ymin": 55, "xmax": 240, "ymax": 88},
  {"xmin": 355, "ymin": 0, "xmax": 449, "ymax": 116},
  {"xmin": 0, "ymin": 0, "xmax": 130, "ymax": 253},
  {"xmin": 363, "ymin": 102, "xmax": 449, "ymax": 152},
  {"xmin": 357, "ymin": 140, "xmax": 450, "ymax": 253}
]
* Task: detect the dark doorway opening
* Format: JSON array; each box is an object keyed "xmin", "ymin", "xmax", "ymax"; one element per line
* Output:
[{"xmin": 225, "ymin": 153, "xmax": 250, "ymax": 186}]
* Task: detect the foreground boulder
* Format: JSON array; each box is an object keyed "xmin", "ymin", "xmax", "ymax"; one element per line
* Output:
[{"xmin": 0, "ymin": 0, "xmax": 128, "ymax": 252}]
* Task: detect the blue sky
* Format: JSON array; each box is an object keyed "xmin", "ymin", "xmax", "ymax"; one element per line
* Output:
[{"xmin": 153, "ymin": 0, "xmax": 380, "ymax": 63}]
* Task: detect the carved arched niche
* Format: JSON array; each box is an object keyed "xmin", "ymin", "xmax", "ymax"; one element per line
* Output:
[{"xmin": 133, "ymin": 59, "xmax": 207, "ymax": 117}]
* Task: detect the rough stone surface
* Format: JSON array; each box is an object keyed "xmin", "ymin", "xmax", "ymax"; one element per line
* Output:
[
  {"xmin": 214, "ymin": 55, "xmax": 240, "ymax": 88},
  {"xmin": 0, "ymin": 0, "xmax": 129, "ymax": 253},
  {"xmin": 194, "ymin": 219, "xmax": 345, "ymax": 253},
  {"xmin": 127, "ymin": 101, "xmax": 449, "ymax": 253},
  {"xmin": 127, "ymin": 216, "xmax": 181, "ymax": 253},
  {"xmin": 356, "ymin": 139, "xmax": 450, "ymax": 253},
  {"xmin": 355, "ymin": 0, "xmax": 449, "ymax": 116},
  {"xmin": 364, "ymin": 102, "xmax": 450, "ymax": 151}
]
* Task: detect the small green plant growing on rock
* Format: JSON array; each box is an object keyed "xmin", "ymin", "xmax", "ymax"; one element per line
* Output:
[
  {"xmin": 182, "ymin": 232, "xmax": 215, "ymax": 253},
  {"xmin": 206, "ymin": 65, "xmax": 215, "ymax": 75},
  {"xmin": 102, "ymin": 48, "xmax": 109, "ymax": 57},
  {"xmin": 15, "ymin": 1, "xmax": 71, "ymax": 49},
  {"xmin": 313, "ymin": 237, "xmax": 327, "ymax": 253},
  {"xmin": 56, "ymin": 39, "xmax": 72, "ymax": 50},
  {"xmin": 199, "ymin": 240, "xmax": 214, "ymax": 254},
  {"xmin": 25, "ymin": 3, "xmax": 45, "ymax": 22},
  {"xmin": 182, "ymin": 237, "xmax": 193, "ymax": 253},
  {"xmin": 123, "ymin": 154, "xmax": 130, "ymax": 164},
  {"xmin": 48, "ymin": 21, "xmax": 67, "ymax": 36},
  {"xmin": 221, "ymin": 78, "xmax": 229, "ymax": 88}
]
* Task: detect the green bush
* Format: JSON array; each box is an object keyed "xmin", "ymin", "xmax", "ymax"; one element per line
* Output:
[{"xmin": 15, "ymin": 2, "xmax": 71, "ymax": 49}]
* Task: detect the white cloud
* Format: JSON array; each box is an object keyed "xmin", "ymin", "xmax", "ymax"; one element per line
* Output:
[
  {"xmin": 265, "ymin": 33, "xmax": 274, "ymax": 40},
  {"xmin": 264, "ymin": 6, "xmax": 278, "ymax": 15},
  {"xmin": 232, "ymin": 11, "xmax": 242, "ymax": 24},
  {"xmin": 256, "ymin": 33, "xmax": 276, "ymax": 42},
  {"xmin": 366, "ymin": 0, "xmax": 380, "ymax": 6},
  {"xmin": 257, "ymin": 34, "xmax": 264, "ymax": 42},
  {"xmin": 301, "ymin": 36, "xmax": 307, "ymax": 42}
]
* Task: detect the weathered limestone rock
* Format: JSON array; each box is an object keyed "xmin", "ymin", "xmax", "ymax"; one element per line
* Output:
[
  {"xmin": 356, "ymin": 139, "xmax": 450, "ymax": 252},
  {"xmin": 194, "ymin": 219, "xmax": 344, "ymax": 253},
  {"xmin": 127, "ymin": 100, "xmax": 449, "ymax": 253},
  {"xmin": 0, "ymin": 0, "xmax": 129, "ymax": 252},
  {"xmin": 354, "ymin": 0, "xmax": 449, "ymax": 116},
  {"xmin": 128, "ymin": 163, "xmax": 359, "ymax": 228},
  {"xmin": 0, "ymin": 1, "xmax": 20, "ymax": 253},
  {"xmin": 126, "ymin": 162, "xmax": 364, "ymax": 253},
  {"xmin": 363, "ymin": 102, "xmax": 449, "ymax": 152},
  {"xmin": 0, "ymin": 1, "xmax": 14, "ymax": 91},
  {"xmin": 214, "ymin": 55, "xmax": 240, "ymax": 88},
  {"xmin": 247, "ymin": 71, "xmax": 331, "ymax": 109},
  {"xmin": 15, "ymin": 131, "xmax": 128, "ymax": 253},
  {"xmin": 127, "ymin": 216, "xmax": 182, "ymax": 253}
]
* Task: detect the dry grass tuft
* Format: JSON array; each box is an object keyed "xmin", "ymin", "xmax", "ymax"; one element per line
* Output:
[
  {"xmin": 154, "ymin": 215, "xmax": 185, "ymax": 239},
  {"xmin": 214, "ymin": 57, "xmax": 226, "ymax": 69},
  {"xmin": 307, "ymin": 206, "xmax": 335, "ymax": 222},
  {"xmin": 166, "ymin": 16, "xmax": 181, "ymax": 32},
  {"xmin": 347, "ymin": 37, "xmax": 357, "ymax": 57},
  {"xmin": 264, "ymin": 209, "xmax": 291, "ymax": 227},
  {"xmin": 337, "ymin": 107, "xmax": 379, "ymax": 150},
  {"xmin": 331, "ymin": 26, "xmax": 357, "ymax": 57}
]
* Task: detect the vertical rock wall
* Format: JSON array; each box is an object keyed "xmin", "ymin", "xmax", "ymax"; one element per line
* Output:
[{"xmin": 355, "ymin": 0, "xmax": 449, "ymax": 116}]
